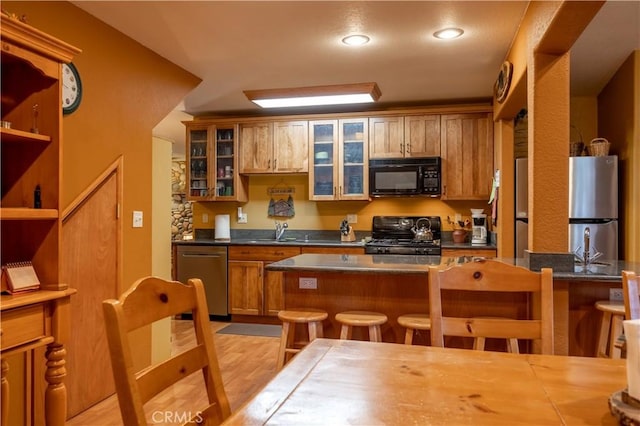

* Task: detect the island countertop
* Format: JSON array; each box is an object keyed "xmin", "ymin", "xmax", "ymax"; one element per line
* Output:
[{"xmin": 266, "ymin": 253, "xmax": 639, "ymax": 281}]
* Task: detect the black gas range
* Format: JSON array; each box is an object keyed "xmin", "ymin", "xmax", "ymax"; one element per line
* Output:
[{"xmin": 365, "ymin": 216, "xmax": 441, "ymax": 255}]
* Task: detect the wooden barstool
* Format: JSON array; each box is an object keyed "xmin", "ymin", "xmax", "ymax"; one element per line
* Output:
[
  {"xmin": 397, "ymin": 314, "xmax": 431, "ymax": 345},
  {"xmin": 335, "ymin": 311, "xmax": 387, "ymax": 342},
  {"xmin": 277, "ymin": 308, "xmax": 328, "ymax": 369},
  {"xmin": 595, "ymin": 300, "xmax": 625, "ymax": 359}
]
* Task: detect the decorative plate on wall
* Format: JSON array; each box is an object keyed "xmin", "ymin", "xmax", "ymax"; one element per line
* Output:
[{"xmin": 494, "ymin": 61, "xmax": 513, "ymax": 104}]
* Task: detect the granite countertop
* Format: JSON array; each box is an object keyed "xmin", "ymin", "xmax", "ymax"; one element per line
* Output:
[
  {"xmin": 172, "ymin": 238, "xmax": 366, "ymax": 247},
  {"xmin": 265, "ymin": 253, "xmax": 640, "ymax": 281}
]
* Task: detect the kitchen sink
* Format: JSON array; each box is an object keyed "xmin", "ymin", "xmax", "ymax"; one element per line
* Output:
[{"xmin": 574, "ymin": 261, "xmax": 612, "ymax": 273}]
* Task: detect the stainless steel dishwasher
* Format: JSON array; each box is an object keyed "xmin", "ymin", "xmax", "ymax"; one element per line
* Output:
[{"xmin": 176, "ymin": 245, "xmax": 228, "ymax": 317}]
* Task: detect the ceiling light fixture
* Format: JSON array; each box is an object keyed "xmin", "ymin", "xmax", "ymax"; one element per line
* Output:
[
  {"xmin": 342, "ymin": 34, "xmax": 370, "ymax": 46},
  {"xmin": 433, "ymin": 27, "xmax": 464, "ymax": 40},
  {"xmin": 244, "ymin": 82, "xmax": 381, "ymax": 108}
]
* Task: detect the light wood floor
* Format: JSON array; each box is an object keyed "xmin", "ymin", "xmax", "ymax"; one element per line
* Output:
[{"xmin": 66, "ymin": 320, "xmax": 280, "ymax": 425}]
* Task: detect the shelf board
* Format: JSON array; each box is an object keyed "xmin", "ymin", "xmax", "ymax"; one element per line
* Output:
[
  {"xmin": 0, "ymin": 128, "xmax": 51, "ymax": 143},
  {"xmin": 0, "ymin": 207, "xmax": 58, "ymax": 220}
]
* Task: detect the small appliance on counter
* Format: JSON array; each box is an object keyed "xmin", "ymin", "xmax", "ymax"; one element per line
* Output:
[
  {"xmin": 340, "ymin": 219, "xmax": 356, "ymax": 242},
  {"xmin": 471, "ymin": 209, "xmax": 487, "ymax": 245},
  {"xmin": 214, "ymin": 214, "xmax": 231, "ymax": 241}
]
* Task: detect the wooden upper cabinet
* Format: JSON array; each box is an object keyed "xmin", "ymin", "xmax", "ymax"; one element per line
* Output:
[
  {"xmin": 369, "ymin": 116, "xmax": 404, "ymax": 158},
  {"xmin": 273, "ymin": 120, "xmax": 308, "ymax": 173},
  {"xmin": 440, "ymin": 113, "xmax": 494, "ymax": 200},
  {"xmin": 240, "ymin": 120, "xmax": 308, "ymax": 174},
  {"xmin": 404, "ymin": 115, "xmax": 441, "ymax": 157},
  {"xmin": 240, "ymin": 122, "xmax": 273, "ymax": 173}
]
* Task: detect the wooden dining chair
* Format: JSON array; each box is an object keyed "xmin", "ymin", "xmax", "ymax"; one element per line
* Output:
[
  {"xmin": 428, "ymin": 259, "xmax": 554, "ymax": 355},
  {"xmin": 103, "ymin": 277, "xmax": 231, "ymax": 426}
]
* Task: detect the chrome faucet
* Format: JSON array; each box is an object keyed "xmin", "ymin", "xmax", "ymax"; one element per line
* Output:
[
  {"xmin": 583, "ymin": 227, "xmax": 591, "ymax": 266},
  {"xmin": 275, "ymin": 221, "xmax": 288, "ymax": 241},
  {"xmin": 574, "ymin": 226, "xmax": 603, "ymax": 267}
]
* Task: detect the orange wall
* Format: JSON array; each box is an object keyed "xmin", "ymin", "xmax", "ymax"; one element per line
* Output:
[
  {"xmin": 598, "ymin": 50, "xmax": 640, "ymax": 261},
  {"xmin": 192, "ymin": 174, "xmax": 488, "ymax": 233},
  {"xmin": 4, "ymin": 1, "xmax": 201, "ymax": 285}
]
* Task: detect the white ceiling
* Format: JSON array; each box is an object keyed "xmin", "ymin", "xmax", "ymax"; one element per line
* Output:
[{"xmin": 72, "ymin": 1, "xmax": 640, "ymax": 155}]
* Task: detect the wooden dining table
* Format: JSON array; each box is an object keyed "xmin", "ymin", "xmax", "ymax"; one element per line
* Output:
[{"xmin": 223, "ymin": 338, "xmax": 626, "ymax": 425}]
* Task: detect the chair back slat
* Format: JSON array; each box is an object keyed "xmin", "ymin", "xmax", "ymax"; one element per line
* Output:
[
  {"xmin": 429, "ymin": 259, "xmax": 554, "ymax": 355},
  {"xmin": 137, "ymin": 344, "xmax": 210, "ymax": 403},
  {"xmin": 441, "ymin": 317, "xmax": 543, "ymax": 339},
  {"xmin": 103, "ymin": 276, "xmax": 231, "ymax": 426}
]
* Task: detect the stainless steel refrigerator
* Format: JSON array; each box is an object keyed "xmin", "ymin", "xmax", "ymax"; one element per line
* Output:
[
  {"xmin": 569, "ymin": 155, "xmax": 618, "ymax": 261},
  {"xmin": 515, "ymin": 158, "xmax": 529, "ymax": 257},
  {"xmin": 514, "ymin": 156, "xmax": 618, "ymax": 260}
]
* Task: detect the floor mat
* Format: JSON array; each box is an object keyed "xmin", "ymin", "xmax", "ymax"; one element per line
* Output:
[{"xmin": 216, "ymin": 323, "xmax": 282, "ymax": 337}]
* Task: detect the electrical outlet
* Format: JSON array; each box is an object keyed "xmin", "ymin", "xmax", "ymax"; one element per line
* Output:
[
  {"xmin": 346, "ymin": 214, "xmax": 357, "ymax": 224},
  {"xmin": 132, "ymin": 211, "xmax": 143, "ymax": 228},
  {"xmin": 202, "ymin": 213, "xmax": 209, "ymax": 223},
  {"xmin": 610, "ymin": 288, "xmax": 623, "ymax": 302},
  {"xmin": 299, "ymin": 277, "xmax": 317, "ymax": 289},
  {"xmin": 238, "ymin": 213, "xmax": 248, "ymax": 224}
]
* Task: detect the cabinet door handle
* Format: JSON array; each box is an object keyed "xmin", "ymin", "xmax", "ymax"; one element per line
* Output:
[
  {"xmin": 273, "ymin": 159, "xmax": 277, "ymax": 170},
  {"xmin": 268, "ymin": 159, "xmax": 271, "ymax": 169},
  {"xmin": 406, "ymin": 143, "xmax": 411, "ymax": 154},
  {"xmin": 400, "ymin": 143, "xmax": 404, "ymax": 153}
]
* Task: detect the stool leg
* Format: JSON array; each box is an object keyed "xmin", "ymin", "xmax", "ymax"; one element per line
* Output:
[
  {"xmin": 597, "ymin": 311, "xmax": 613, "ymax": 358},
  {"xmin": 404, "ymin": 328, "xmax": 414, "ymax": 345},
  {"xmin": 507, "ymin": 338, "xmax": 520, "ymax": 354},
  {"xmin": 340, "ymin": 325, "xmax": 351, "ymax": 340},
  {"xmin": 474, "ymin": 337, "xmax": 486, "ymax": 351},
  {"xmin": 610, "ymin": 314, "xmax": 624, "ymax": 359},
  {"xmin": 277, "ymin": 322, "xmax": 291, "ymax": 370},
  {"xmin": 369, "ymin": 325, "xmax": 382, "ymax": 342},
  {"xmin": 308, "ymin": 321, "xmax": 322, "ymax": 342}
]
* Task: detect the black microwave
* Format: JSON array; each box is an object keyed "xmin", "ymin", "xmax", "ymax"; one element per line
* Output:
[{"xmin": 369, "ymin": 157, "xmax": 441, "ymax": 197}]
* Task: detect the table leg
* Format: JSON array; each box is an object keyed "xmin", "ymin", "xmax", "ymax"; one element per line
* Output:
[
  {"xmin": 44, "ymin": 343, "xmax": 67, "ymax": 426},
  {"xmin": 1, "ymin": 358, "xmax": 8, "ymax": 426}
]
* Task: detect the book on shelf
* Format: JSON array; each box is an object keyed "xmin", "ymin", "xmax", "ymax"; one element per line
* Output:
[{"xmin": 1, "ymin": 261, "xmax": 41, "ymax": 294}]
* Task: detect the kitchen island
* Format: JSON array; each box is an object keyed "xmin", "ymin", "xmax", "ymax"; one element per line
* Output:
[{"xmin": 267, "ymin": 254, "xmax": 640, "ymax": 356}]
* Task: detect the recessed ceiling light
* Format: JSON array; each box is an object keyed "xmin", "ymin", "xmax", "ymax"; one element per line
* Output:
[
  {"xmin": 342, "ymin": 34, "xmax": 370, "ymax": 46},
  {"xmin": 433, "ymin": 28, "xmax": 464, "ymax": 40}
]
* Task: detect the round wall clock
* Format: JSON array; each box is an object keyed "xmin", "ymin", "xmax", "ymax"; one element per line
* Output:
[
  {"xmin": 62, "ymin": 62, "xmax": 82, "ymax": 115},
  {"xmin": 494, "ymin": 61, "xmax": 513, "ymax": 104}
]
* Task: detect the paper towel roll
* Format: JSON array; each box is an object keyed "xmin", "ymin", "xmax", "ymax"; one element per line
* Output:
[
  {"xmin": 214, "ymin": 214, "xmax": 230, "ymax": 240},
  {"xmin": 624, "ymin": 319, "xmax": 640, "ymax": 400}
]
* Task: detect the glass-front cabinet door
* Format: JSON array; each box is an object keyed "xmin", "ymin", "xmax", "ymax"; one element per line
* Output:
[
  {"xmin": 187, "ymin": 127, "xmax": 213, "ymax": 200},
  {"xmin": 214, "ymin": 126, "xmax": 236, "ymax": 199},
  {"xmin": 339, "ymin": 118, "xmax": 368, "ymax": 200},
  {"xmin": 186, "ymin": 123, "xmax": 247, "ymax": 201},
  {"xmin": 309, "ymin": 120, "xmax": 338, "ymax": 200}
]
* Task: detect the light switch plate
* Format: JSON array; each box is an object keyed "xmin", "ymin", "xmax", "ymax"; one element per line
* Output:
[
  {"xmin": 610, "ymin": 288, "xmax": 623, "ymax": 302},
  {"xmin": 238, "ymin": 213, "xmax": 248, "ymax": 224},
  {"xmin": 299, "ymin": 277, "xmax": 317, "ymax": 289},
  {"xmin": 347, "ymin": 214, "xmax": 357, "ymax": 224},
  {"xmin": 132, "ymin": 210, "xmax": 143, "ymax": 228}
]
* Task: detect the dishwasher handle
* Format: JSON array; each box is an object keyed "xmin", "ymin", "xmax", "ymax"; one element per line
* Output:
[{"xmin": 180, "ymin": 253, "xmax": 225, "ymax": 258}]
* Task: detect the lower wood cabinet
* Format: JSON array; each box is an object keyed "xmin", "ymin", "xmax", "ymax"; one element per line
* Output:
[
  {"xmin": 442, "ymin": 248, "xmax": 496, "ymax": 258},
  {"xmin": 228, "ymin": 246, "xmax": 300, "ymax": 316},
  {"xmin": 300, "ymin": 246, "xmax": 365, "ymax": 255}
]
